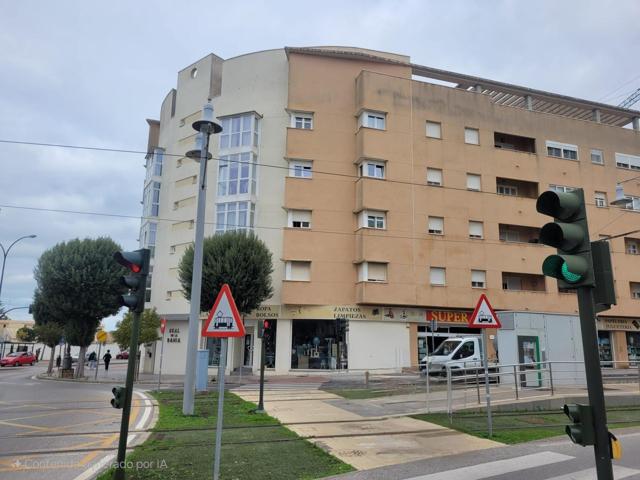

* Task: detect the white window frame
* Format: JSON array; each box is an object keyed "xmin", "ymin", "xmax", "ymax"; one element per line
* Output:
[
  {"xmin": 616, "ymin": 152, "xmax": 640, "ymax": 171},
  {"xmin": 220, "ymin": 113, "xmax": 260, "ymax": 149},
  {"xmin": 549, "ymin": 184, "xmax": 575, "ymax": 193},
  {"xmin": 285, "ymin": 261, "xmax": 311, "ymax": 281},
  {"xmin": 217, "ymin": 152, "xmax": 257, "ymax": 197},
  {"xmin": 591, "ymin": 149, "xmax": 604, "ymax": 165},
  {"xmin": 469, "ymin": 221, "xmax": 484, "ymax": 239},
  {"xmin": 359, "ymin": 160, "xmax": 386, "ymax": 179},
  {"xmin": 471, "ymin": 270, "xmax": 486, "ymax": 289},
  {"xmin": 497, "ymin": 184, "xmax": 517, "ymax": 196},
  {"xmin": 288, "ymin": 209, "xmax": 312, "ymax": 229},
  {"xmin": 359, "ymin": 111, "xmax": 386, "ymax": 130},
  {"xmin": 623, "ymin": 195, "xmax": 640, "ymax": 212},
  {"xmin": 631, "ymin": 283, "xmax": 640, "ymax": 299},
  {"xmin": 427, "ymin": 168, "xmax": 443, "ymax": 186},
  {"xmin": 503, "ymin": 276, "xmax": 522, "ymax": 291},
  {"xmin": 426, "ymin": 121, "xmax": 442, "ymax": 139},
  {"xmin": 288, "ymin": 159, "xmax": 313, "ymax": 178},
  {"xmin": 215, "ymin": 201, "xmax": 255, "ymax": 233},
  {"xmin": 464, "ymin": 127, "xmax": 480, "ymax": 145},
  {"xmin": 626, "ymin": 240, "xmax": 639, "ymax": 255},
  {"xmin": 430, "ymin": 267, "xmax": 446, "ymax": 286},
  {"xmin": 500, "ymin": 228, "xmax": 520, "ymax": 242},
  {"xmin": 594, "ymin": 192, "xmax": 607, "ymax": 208},
  {"xmin": 359, "ymin": 210, "xmax": 386, "ymax": 229},
  {"xmin": 358, "ymin": 262, "xmax": 387, "ymax": 283},
  {"xmin": 290, "ymin": 112, "xmax": 313, "ymax": 130},
  {"xmin": 546, "ymin": 140, "xmax": 578, "ymax": 161},
  {"xmin": 467, "ymin": 173, "xmax": 481, "ymax": 191},
  {"xmin": 428, "ymin": 216, "xmax": 444, "ymax": 235}
]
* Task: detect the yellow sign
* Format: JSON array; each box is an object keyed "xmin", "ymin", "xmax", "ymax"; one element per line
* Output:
[{"xmin": 96, "ymin": 330, "xmax": 107, "ymax": 343}]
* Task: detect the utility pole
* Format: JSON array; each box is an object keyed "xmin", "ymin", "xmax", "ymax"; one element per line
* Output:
[{"xmin": 182, "ymin": 102, "xmax": 222, "ymax": 415}]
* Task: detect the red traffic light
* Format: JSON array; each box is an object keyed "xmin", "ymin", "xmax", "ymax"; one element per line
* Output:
[
  {"xmin": 113, "ymin": 250, "xmax": 148, "ymax": 274},
  {"xmin": 263, "ymin": 320, "xmax": 270, "ymax": 330}
]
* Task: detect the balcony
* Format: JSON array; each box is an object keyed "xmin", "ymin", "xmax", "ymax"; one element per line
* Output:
[
  {"xmin": 499, "ymin": 224, "xmax": 541, "ymax": 244},
  {"xmin": 496, "ymin": 177, "xmax": 539, "ymax": 199},
  {"xmin": 502, "ymin": 272, "xmax": 546, "ymax": 292},
  {"xmin": 494, "ymin": 132, "xmax": 536, "ymax": 154}
]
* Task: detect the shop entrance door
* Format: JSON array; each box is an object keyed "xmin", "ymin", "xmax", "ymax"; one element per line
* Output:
[
  {"xmin": 518, "ymin": 336, "xmax": 541, "ymax": 388},
  {"xmin": 598, "ymin": 331, "xmax": 613, "ymax": 367},
  {"xmin": 243, "ymin": 334, "xmax": 253, "ymax": 367}
]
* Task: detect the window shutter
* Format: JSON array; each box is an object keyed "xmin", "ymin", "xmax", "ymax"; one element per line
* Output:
[
  {"xmin": 428, "ymin": 217, "xmax": 444, "ymax": 233},
  {"xmin": 430, "ymin": 267, "xmax": 445, "ymax": 285},
  {"xmin": 471, "ymin": 270, "xmax": 486, "ymax": 283},
  {"xmin": 367, "ymin": 263, "xmax": 387, "ymax": 282},
  {"xmin": 291, "ymin": 210, "xmax": 311, "ymax": 223},
  {"xmin": 289, "ymin": 261, "xmax": 310, "ymax": 281},
  {"xmin": 427, "ymin": 168, "xmax": 443, "ymax": 185},
  {"xmin": 464, "ymin": 128, "xmax": 479, "ymax": 145},
  {"xmin": 469, "ymin": 221, "xmax": 483, "ymax": 238},
  {"xmin": 467, "ymin": 174, "xmax": 481, "ymax": 191},
  {"xmin": 426, "ymin": 121, "xmax": 441, "ymax": 139}
]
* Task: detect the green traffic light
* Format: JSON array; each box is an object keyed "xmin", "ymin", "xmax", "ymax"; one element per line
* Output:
[
  {"xmin": 542, "ymin": 255, "xmax": 588, "ymax": 284},
  {"xmin": 561, "ymin": 262, "xmax": 583, "ymax": 283}
]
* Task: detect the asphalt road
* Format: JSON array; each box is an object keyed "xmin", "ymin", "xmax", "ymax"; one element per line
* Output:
[
  {"xmin": 330, "ymin": 428, "xmax": 640, "ymax": 479},
  {"xmin": 0, "ymin": 364, "xmax": 154, "ymax": 480}
]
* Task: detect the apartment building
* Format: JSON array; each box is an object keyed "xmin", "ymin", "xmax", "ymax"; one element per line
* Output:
[{"xmin": 140, "ymin": 46, "xmax": 640, "ymax": 375}]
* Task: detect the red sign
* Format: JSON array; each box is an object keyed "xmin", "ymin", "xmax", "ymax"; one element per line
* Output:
[
  {"xmin": 468, "ymin": 294, "xmax": 502, "ymax": 329},
  {"xmin": 202, "ymin": 284, "xmax": 246, "ymax": 338},
  {"xmin": 160, "ymin": 318, "xmax": 167, "ymax": 335}
]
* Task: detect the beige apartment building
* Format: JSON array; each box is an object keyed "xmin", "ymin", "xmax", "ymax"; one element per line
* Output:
[{"xmin": 140, "ymin": 46, "xmax": 640, "ymax": 375}]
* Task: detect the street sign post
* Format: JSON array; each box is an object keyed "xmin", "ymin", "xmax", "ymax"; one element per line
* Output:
[
  {"xmin": 95, "ymin": 330, "xmax": 107, "ymax": 381},
  {"xmin": 202, "ymin": 284, "xmax": 245, "ymax": 480},
  {"xmin": 157, "ymin": 318, "xmax": 167, "ymax": 392},
  {"xmin": 468, "ymin": 294, "xmax": 501, "ymax": 437}
]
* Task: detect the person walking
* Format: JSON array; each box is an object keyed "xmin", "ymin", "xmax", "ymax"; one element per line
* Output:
[
  {"xmin": 103, "ymin": 350, "xmax": 112, "ymax": 371},
  {"xmin": 56, "ymin": 355, "xmax": 61, "ymax": 368},
  {"xmin": 88, "ymin": 351, "xmax": 97, "ymax": 369}
]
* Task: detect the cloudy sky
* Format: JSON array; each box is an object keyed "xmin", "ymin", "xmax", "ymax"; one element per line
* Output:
[{"xmin": 1, "ymin": 0, "xmax": 638, "ymax": 329}]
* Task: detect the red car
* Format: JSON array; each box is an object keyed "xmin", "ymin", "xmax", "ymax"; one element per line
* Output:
[
  {"xmin": 116, "ymin": 351, "xmax": 129, "ymax": 360},
  {"xmin": 0, "ymin": 352, "xmax": 37, "ymax": 367}
]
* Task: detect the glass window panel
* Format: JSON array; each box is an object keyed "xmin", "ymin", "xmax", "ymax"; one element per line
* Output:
[
  {"xmin": 232, "ymin": 117, "xmax": 241, "ymax": 132},
  {"xmin": 231, "ymin": 133, "xmax": 240, "ymax": 147}
]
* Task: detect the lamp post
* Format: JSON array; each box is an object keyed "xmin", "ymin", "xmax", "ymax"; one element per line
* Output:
[
  {"xmin": 0, "ymin": 235, "xmax": 37, "ymax": 302},
  {"xmin": 610, "ymin": 174, "xmax": 640, "ymax": 207},
  {"xmin": 182, "ymin": 102, "xmax": 222, "ymax": 415}
]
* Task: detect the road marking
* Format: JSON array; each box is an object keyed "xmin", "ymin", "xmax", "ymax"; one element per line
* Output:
[
  {"xmin": 73, "ymin": 453, "xmax": 116, "ymax": 480},
  {"xmin": 406, "ymin": 452, "xmax": 574, "ymax": 480},
  {"xmin": 545, "ymin": 465, "xmax": 640, "ymax": 479}
]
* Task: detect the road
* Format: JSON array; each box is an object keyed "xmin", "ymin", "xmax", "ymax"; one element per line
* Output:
[
  {"xmin": 0, "ymin": 364, "xmax": 154, "ymax": 480},
  {"xmin": 331, "ymin": 428, "xmax": 640, "ymax": 479}
]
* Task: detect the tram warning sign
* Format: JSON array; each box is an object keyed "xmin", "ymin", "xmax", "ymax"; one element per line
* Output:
[
  {"xmin": 202, "ymin": 284, "xmax": 246, "ymax": 338},
  {"xmin": 468, "ymin": 294, "xmax": 502, "ymax": 328}
]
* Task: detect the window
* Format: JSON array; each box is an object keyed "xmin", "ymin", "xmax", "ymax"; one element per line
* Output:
[
  {"xmin": 359, "ymin": 160, "xmax": 385, "ymax": 179},
  {"xmin": 359, "ymin": 111, "xmax": 386, "ymax": 130},
  {"xmin": 502, "ymin": 276, "xmax": 522, "ymax": 291},
  {"xmin": 616, "ymin": 152, "xmax": 640, "ymax": 171},
  {"xmin": 359, "ymin": 210, "xmax": 386, "ymax": 229},
  {"xmin": 500, "ymin": 228, "xmax": 520, "ymax": 242},
  {"xmin": 427, "ymin": 168, "xmax": 443, "ymax": 186},
  {"xmin": 469, "ymin": 221, "xmax": 484, "ymax": 239},
  {"xmin": 145, "ymin": 148, "xmax": 164, "ymax": 183},
  {"xmin": 428, "ymin": 216, "xmax": 444, "ymax": 235},
  {"xmin": 289, "ymin": 160, "xmax": 312, "ymax": 178},
  {"xmin": 215, "ymin": 201, "xmax": 255, "ymax": 233},
  {"xmin": 549, "ymin": 184, "xmax": 575, "ymax": 193},
  {"xmin": 595, "ymin": 192, "xmax": 608, "ymax": 208},
  {"xmin": 464, "ymin": 128, "xmax": 479, "ymax": 145},
  {"xmin": 143, "ymin": 181, "xmax": 161, "ymax": 217},
  {"xmin": 220, "ymin": 113, "xmax": 259, "ymax": 149},
  {"xmin": 140, "ymin": 222, "xmax": 157, "ymax": 258},
  {"xmin": 290, "ymin": 112, "xmax": 313, "ymax": 130},
  {"xmin": 358, "ymin": 262, "xmax": 387, "ymax": 282},
  {"xmin": 430, "ymin": 267, "xmax": 446, "ymax": 286},
  {"xmin": 623, "ymin": 195, "xmax": 640, "ymax": 212},
  {"xmin": 497, "ymin": 184, "xmax": 517, "ymax": 196},
  {"xmin": 591, "ymin": 149, "xmax": 604, "ymax": 165},
  {"xmin": 426, "ymin": 121, "xmax": 442, "ymax": 139},
  {"xmin": 467, "ymin": 174, "xmax": 481, "ymax": 191},
  {"xmin": 631, "ymin": 282, "xmax": 640, "ymax": 299},
  {"xmin": 217, "ymin": 152, "xmax": 257, "ymax": 196},
  {"xmin": 288, "ymin": 210, "xmax": 311, "ymax": 229},
  {"xmin": 471, "ymin": 270, "xmax": 486, "ymax": 288},
  {"xmin": 494, "ymin": 132, "xmax": 536, "ymax": 153},
  {"xmin": 546, "ymin": 141, "xmax": 578, "ymax": 160},
  {"xmin": 626, "ymin": 239, "xmax": 639, "ymax": 255},
  {"xmin": 286, "ymin": 261, "xmax": 311, "ymax": 281}
]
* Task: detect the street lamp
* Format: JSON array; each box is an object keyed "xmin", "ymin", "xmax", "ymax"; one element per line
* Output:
[{"xmin": 0, "ymin": 235, "xmax": 37, "ymax": 301}]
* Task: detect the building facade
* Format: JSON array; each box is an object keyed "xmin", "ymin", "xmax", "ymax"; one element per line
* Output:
[{"xmin": 140, "ymin": 46, "xmax": 640, "ymax": 375}]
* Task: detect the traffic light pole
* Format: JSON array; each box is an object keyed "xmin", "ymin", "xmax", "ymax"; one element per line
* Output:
[
  {"xmin": 577, "ymin": 286, "xmax": 613, "ymax": 480},
  {"xmin": 114, "ymin": 309, "xmax": 142, "ymax": 480},
  {"xmin": 257, "ymin": 336, "xmax": 266, "ymax": 412}
]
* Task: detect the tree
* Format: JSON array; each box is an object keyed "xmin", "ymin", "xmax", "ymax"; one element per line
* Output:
[
  {"xmin": 31, "ymin": 290, "xmax": 64, "ymax": 374},
  {"xmin": 33, "ymin": 237, "xmax": 126, "ymax": 378},
  {"xmin": 16, "ymin": 326, "xmax": 36, "ymax": 342},
  {"xmin": 112, "ymin": 308, "xmax": 161, "ymax": 378},
  {"xmin": 178, "ymin": 231, "xmax": 274, "ymax": 314}
]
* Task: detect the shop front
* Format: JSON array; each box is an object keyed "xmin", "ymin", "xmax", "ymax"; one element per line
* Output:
[{"xmin": 597, "ymin": 317, "xmax": 640, "ymax": 368}]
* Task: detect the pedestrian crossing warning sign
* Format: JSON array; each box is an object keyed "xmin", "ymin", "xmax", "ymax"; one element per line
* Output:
[
  {"xmin": 202, "ymin": 284, "xmax": 246, "ymax": 338},
  {"xmin": 468, "ymin": 294, "xmax": 502, "ymax": 328}
]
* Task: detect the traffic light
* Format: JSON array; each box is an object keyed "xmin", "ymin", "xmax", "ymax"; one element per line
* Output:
[
  {"xmin": 564, "ymin": 403, "xmax": 595, "ymax": 446},
  {"xmin": 262, "ymin": 320, "xmax": 273, "ymax": 341},
  {"xmin": 111, "ymin": 386, "xmax": 126, "ymax": 409},
  {"xmin": 536, "ymin": 189, "xmax": 594, "ymax": 288},
  {"xmin": 591, "ymin": 240, "xmax": 616, "ymax": 312},
  {"xmin": 113, "ymin": 249, "xmax": 150, "ymax": 313}
]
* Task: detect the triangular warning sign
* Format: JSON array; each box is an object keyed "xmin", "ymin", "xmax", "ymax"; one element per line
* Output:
[
  {"xmin": 468, "ymin": 294, "xmax": 502, "ymax": 328},
  {"xmin": 202, "ymin": 284, "xmax": 246, "ymax": 338}
]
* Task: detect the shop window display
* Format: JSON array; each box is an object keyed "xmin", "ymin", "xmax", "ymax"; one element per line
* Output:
[
  {"xmin": 206, "ymin": 337, "xmax": 222, "ymax": 366},
  {"xmin": 627, "ymin": 331, "xmax": 640, "ymax": 366},
  {"xmin": 598, "ymin": 331, "xmax": 613, "ymax": 366},
  {"xmin": 291, "ymin": 320, "xmax": 347, "ymax": 369}
]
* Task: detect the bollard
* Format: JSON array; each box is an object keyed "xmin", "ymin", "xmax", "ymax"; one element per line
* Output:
[
  {"xmin": 548, "ymin": 362, "xmax": 554, "ymax": 396},
  {"xmin": 446, "ymin": 366, "xmax": 453, "ymax": 422},
  {"xmin": 364, "ymin": 370, "xmax": 370, "ymax": 388},
  {"xmin": 476, "ymin": 368, "xmax": 481, "ymax": 404},
  {"xmin": 513, "ymin": 365, "xmax": 519, "ymax": 400}
]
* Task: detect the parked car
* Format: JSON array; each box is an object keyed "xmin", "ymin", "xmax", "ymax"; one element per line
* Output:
[
  {"xmin": 116, "ymin": 351, "xmax": 129, "ymax": 360},
  {"xmin": 0, "ymin": 351, "xmax": 37, "ymax": 367}
]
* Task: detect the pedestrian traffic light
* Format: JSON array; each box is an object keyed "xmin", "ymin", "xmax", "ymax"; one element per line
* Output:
[
  {"xmin": 113, "ymin": 249, "xmax": 150, "ymax": 313},
  {"xmin": 111, "ymin": 386, "xmax": 127, "ymax": 409},
  {"xmin": 564, "ymin": 403, "xmax": 595, "ymax": 446},
  {"xmin": 262, "ymin": 320, "xmax": 273, "ymax": 340},
  {"xmin": 536, "ymin": 189, "xmax": 594, "ymax": 288}
]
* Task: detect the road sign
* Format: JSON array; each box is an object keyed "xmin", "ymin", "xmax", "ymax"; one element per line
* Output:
[
  {"xmin": 160, "ymin": 318, "xmax": 167, "ymax": 335},
  {"xmin": 96, "ymin": 330, "xmax": 107, "ymax": 343},
  {"xmin": 202, "ymin": 284, "xmax": 246, "ymax": 338},
  {"xmin": 468, "ymin": 294, "xmax": 501, "ymax": 329}
]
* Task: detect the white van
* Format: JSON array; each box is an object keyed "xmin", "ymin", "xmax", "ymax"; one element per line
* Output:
[{"xmin": 421, "ymin": 337, "xmax": 482, "ymax": 374}]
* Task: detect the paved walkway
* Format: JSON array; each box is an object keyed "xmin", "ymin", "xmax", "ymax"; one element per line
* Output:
[{"xmin": 231, "ymin": 384, "xmax": 501, "ymax": 471}]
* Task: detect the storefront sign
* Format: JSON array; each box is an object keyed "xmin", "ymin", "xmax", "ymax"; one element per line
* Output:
[
  {"xmin": 597, "ymin": 317, "xmax": 640, "ymax": 331},
  {"xmin": 382, "ymin": 307, "xmax": 426, "ymax": 323},
  {"xmin": 246, "ymin": 305, "xmax": 280, "ymax": 320},
  {"xmin": 168, "ymin": 327, "xmax": 181, "ymax": 343},
  {"xmin": 282, "ymin": 305, "xmax": 383, "ymax": 321},
  {"xmin": 426, "ymin": 310, "xmax": 472, "ymax": 324}
]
